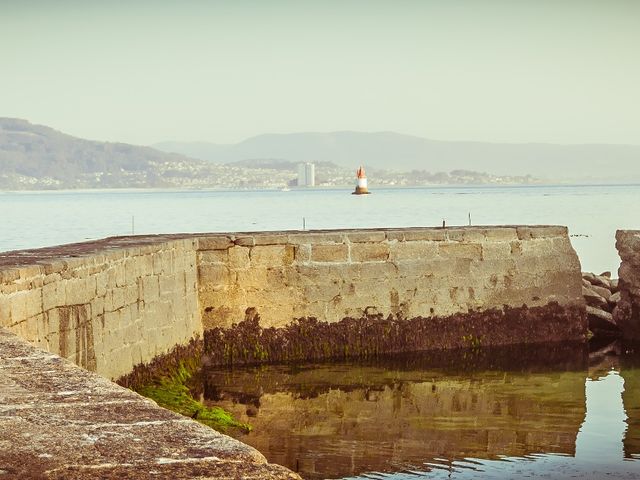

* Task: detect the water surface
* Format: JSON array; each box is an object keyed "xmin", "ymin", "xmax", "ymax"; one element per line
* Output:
[
  {"xmin": 198, "ymin": 343, "xmax": 640, "ymax": 479},
  {"xmin": 1, "ymin": 184, "xmax": 639, "ymax": 272}
]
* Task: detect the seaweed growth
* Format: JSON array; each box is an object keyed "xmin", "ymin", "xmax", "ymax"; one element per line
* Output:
[
  {"xmin": 135, "ymin": 362, "xmax": 251, "ymax": 434},
  {"xmin": 117, "ymin": 340, "xmax": 250, "ymax": 434}
]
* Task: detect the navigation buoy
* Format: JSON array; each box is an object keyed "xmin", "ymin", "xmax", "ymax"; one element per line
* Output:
[{"xmin": 352, "ymin": 166, "xmax": 370, "ymax": 195}]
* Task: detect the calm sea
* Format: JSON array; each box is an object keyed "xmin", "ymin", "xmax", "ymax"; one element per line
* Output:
[
  {"xmin": 203, "ymin": 343, "xmax": 640, "ymax": 480},
  {"xmin": 1, "ymin": 184, "xmax": 639, "ymax": 273}
]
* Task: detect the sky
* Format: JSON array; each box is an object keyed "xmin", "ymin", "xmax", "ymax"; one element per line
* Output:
[{"xmin": 1, "ymin": 0, "xmax": 639, "ymax": 146}]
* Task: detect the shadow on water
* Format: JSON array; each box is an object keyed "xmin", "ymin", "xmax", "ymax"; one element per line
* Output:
[{"xmin": 194, "ymin": 342, "xmax": 640, "ymax": 479}]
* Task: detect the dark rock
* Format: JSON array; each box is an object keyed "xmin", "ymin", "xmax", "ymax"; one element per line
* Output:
[
  {"xmin": 582, "ymin": 278, "xmax": 593, "ymax": 288},
  {"xmin": 600, "ymin": 271, "xmax": 612, "ymax": 278},
  {"xmin": 587, "ymin": 306, "xmax": 619, "ymax": 333},
  {"xmin": 592, "ymin": 275, "xmax": 612, "ymax": 289},
  {"xmin": 615, "ymin": 230, "xmax": 640, "ymax": 340},
  {"xmin": 583, "ymin": 272, "xmax": 597, "ymax": 283},
  {"xmin": 583, "ymin": 286, "xmax": 609, "ymax": 310},
  {"xmin": 610, "ymin": 278, "xmax": 619, "ymax": 293},
  {"xmin": 589, "ymin": 284, "xmax": 612, "ymax": 301},
  {"xmin": 610, "ymin": 292, "xmax": 622, "ymax": 305}
]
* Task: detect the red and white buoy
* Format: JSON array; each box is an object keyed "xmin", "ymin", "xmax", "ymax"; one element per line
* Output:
[{"xmin": 352, "ymin": 165, "xmax": 370, "ymax": 195}]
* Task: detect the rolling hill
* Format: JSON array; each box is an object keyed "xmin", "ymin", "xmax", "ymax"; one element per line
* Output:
[{"xmin": 155, "ymin": 131, "xmax": 640, "ymax": 183}]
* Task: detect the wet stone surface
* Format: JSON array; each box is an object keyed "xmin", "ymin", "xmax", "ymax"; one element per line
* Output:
[{"xmin": 0, "ymin": 328, "xmax": 299, "ymax": 480}]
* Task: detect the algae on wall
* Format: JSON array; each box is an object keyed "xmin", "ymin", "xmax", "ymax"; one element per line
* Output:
[{"xmin": 117, "ymin": 340, "xmax": 250, "ymax": 434}]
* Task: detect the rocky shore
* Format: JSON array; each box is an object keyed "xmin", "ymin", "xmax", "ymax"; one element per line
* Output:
[{"xmin": 582, "ymin": 271, "xmax": 622, "ymax": 336}]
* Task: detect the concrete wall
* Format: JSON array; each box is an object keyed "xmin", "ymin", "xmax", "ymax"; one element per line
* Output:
[
  {"xmin": 0, "ymin": 226, "xmax": 585, "ymax": 377},
  {"xmin": 615, "ymin": 230, "xmax": 640, "ymax": 338},
  {"xmin": 0, "ymin": 237, "xmax": 201, "ymax": 379},
  {"xmin": 198, "ymin": 226, "xmax": 583, "ymax": 329}
]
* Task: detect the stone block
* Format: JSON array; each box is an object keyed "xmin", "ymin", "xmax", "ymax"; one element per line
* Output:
[
  {"xmin": 481, "ymin": 243, "xmax": 512, "ymax": 260},
  {"xmin": 65, "ymin": 278, "xmax": 94, "ymax": 306},
  {"xmin": 405, "ymin": 229, "xmax": 447, "ymax": 242},
  {"xmin": 124, "ymin": 283, "xmax": 140, "ymax": 305},
  {"xmin": 228, "ymin": 246, "xmax": 251, "ymax": 269},
  {"xmin": 350, "ymin": 243, "xmax": 389, "ymax": 262},
  {"xmin": 42, "ymin": 282, "xmax": 65, "ymax": 311},
  {"xmin": 254, "ymin": 234, "xmax": 290, "ymax": 245},
  {"xmin": 109, "ymin": 286, "xmax": 127, "ymax": 311},
  {"xmin": 250, "ymin": 245, "xmax": 295, "ymax": 266},
  {"xmin": 438, "ymin": 242, "xmax": 483, "ymax": 259},
  {"xmin": 389, "ymin": 241, "xmax": 438, "ymax": 262},
  {"xmin": 198, "ymin": 250, "xmax": 228, "ymax": 265},
  {"xmin": 0, "ymin": 295, "xmax": 12, "ymax": 326},
  {"xmin": 484, "ymin": 228, "xmax": 518, "ymax": 241},
  {"xmin": 198, "ymin": 264, "xmax": 232, "ymax": 287},
  {"xmin": 141, "ymin": 276, "xmax": 160, "ymax": 303},
  {"xmin": 234, "ymin": 236, "xmax": 256, "ymax": 247},
  {"xmin": 197, "ymin": 236, "xmax": 234, "ymax": 250},
  {"xmin": 347, "ymin": 231, "xmax": 386, "ymax": 243},
  {"xmin": 516, "ymin": 226, "xmax": 567, "ymax": 240},
  {"xmin": 288, "ymin": 233, "xmax": 346, "ymax": 245},
  {"xmin": 235, "ymin": 268, "xmax": 269, "ymax": 290},
  {"xmin": 0, "ymin": 268, "xmax": 20, "ymax": 283},
  {"xmin": 311, "ymin": 244, "xmax": 349, "ymax": 262},
  {"xmin": 294, "ymin": 244, "xmax": 311, "ymax": 263}
]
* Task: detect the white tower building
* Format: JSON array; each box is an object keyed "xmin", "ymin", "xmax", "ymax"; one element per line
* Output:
[{"xmin": 297, "ymin": 162, "xmax": 315, "ymax": 187}]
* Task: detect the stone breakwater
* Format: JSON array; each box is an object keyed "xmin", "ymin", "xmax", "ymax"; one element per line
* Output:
[
  {"xmin": 0, "ymin": 226, "xmax": 586, "ymax": 478},
  {"xmin": 0, "ymin": 236, "xmax": 202, "ymax": 380},
  {"xmin": 614, "ymin": 230, "xmax": 640, "ymax": 338},
  {"xmin": 198, "ymin": 226, "xmax": 586, "ymax": 364},
  {"xmin": 0, "ymin": 227, "xmax": 586, "ymax": 376}
]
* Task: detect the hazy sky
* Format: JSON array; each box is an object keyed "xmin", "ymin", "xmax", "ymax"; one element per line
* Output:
[{"xmin": 1, "ymin": 1, "xmax": 639, "ymax": 145}]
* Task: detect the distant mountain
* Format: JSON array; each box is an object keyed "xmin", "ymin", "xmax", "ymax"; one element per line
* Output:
[
  {"xmin": 155, "ymin": 131, "xmax": 640, "ymax": 182},
  {"xmin": 0, "ymin": 118, "xmax": 206, "ymax": 189},
  {"xmin": 228, "ymin": 158, "xmax": 343, "ymax": 171}
]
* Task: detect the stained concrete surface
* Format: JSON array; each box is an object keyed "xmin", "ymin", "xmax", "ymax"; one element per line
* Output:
[{"xmin": 0, "ymin": 328, "xmax": 300, "ymax": 479}]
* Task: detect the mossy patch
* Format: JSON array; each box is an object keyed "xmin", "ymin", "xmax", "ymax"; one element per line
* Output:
[
  {"xmin": 134, "ymin": 362, "xmax": 251, "ymax": 434},
  {"xmin": 118, "ymin": 341, "xmax": 250, "ymax": 434}
]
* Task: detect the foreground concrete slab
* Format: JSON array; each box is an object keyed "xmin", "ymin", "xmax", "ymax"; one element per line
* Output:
[{"xmin": 0, "ymin": 328, "xmax": 300, "ymax": 479}]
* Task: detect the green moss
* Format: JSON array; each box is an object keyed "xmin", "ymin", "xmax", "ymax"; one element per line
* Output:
[{"xmin": 135, "ymin": 363, "xmax": 251, "ymax": 434}]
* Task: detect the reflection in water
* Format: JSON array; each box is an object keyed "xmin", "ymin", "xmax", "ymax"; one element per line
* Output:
[
  {"xmin": 575, "ymin": 372, "xmax": 626, "ymax": 463},
  {"xmin": 197, "ymin": 343, "xmax": 640, "ymax": 479}
]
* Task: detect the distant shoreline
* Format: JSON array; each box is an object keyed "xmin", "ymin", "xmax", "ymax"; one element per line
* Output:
[{"xmin": 1, "ymin": 182, "xmax": 640, "ymax": 195}]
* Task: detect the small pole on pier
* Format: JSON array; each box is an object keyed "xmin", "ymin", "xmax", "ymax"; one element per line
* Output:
[
  {"xmin": 302, "ymin": 217, "xmax": 306, "ymax": 230},
  {"xmin": 468, "ymin": 212, "xmax": 471, "ymax": 226},
  {"xmin": 131, "ymin": 216, "xmax": 135, "ymax": 235},
  {"xmin": 442, "ymin": 219, "xmax": 446, "ymax": 229}
]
